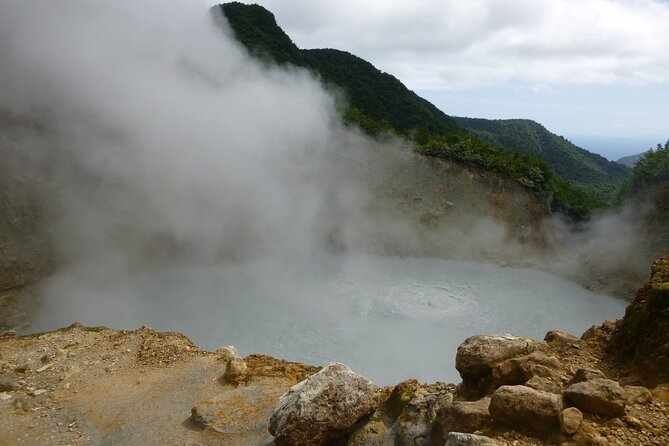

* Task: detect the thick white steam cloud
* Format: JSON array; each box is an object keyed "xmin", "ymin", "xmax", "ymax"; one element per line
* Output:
[
  {"xmin": 0, "ymin": 1, "xmax": 647, "ymax": 383},
  {"xmin": 0, "ymin": 1, "xmax": 364, "ymax": 265}
]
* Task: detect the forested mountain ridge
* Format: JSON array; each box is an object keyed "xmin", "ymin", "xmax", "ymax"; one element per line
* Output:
[
  {"xmin": 218, "ymin": 2, "xmax": 621, "ymax": 218},
  {"xmin": 617, "ymin": 152, "xmax": 645, "ymax": 167},
  {"xmin": 454, "ymin": 118, "xmax": 630, "ymax": 201},
  {"xmin": 219, "ymin": 3, "xmax": 460, "ymax": 135},
  {"xmin": 622, "ymin": 139, "xmax": 669, "ymax": 194}
]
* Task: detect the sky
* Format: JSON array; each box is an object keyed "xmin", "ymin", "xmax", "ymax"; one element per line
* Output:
[{"xmin": 231, "ymin": 0, "xmax": 669, "ymax": 160}]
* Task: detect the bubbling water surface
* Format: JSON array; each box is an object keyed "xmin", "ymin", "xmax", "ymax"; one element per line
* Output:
[{"xmin": 26, "ymin": 255, "xmax": 627, "ymax": 384}]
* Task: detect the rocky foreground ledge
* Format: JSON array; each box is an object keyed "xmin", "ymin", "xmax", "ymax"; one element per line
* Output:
[{"xmin": 1, "ymin": 255, "xmax": 668, "ymax": 446}]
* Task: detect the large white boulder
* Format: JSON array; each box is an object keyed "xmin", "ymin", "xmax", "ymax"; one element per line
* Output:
[{"xmin": 269, "ymin": 362, "xmax": 380, "ymax": 446}]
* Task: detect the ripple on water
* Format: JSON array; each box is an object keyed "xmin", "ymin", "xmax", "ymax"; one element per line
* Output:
[{"xmin": 25, "ymin": 254, "xmax": 628, "ymax": 385}]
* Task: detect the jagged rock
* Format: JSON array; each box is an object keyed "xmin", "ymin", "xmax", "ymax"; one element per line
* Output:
[
  {"xmin": 0, "ymin": 372, "xmax": 20, "ymax": 391},
  {"xmin": 559, "ymin": 407, "xmax": 583, "ymax": 435},
  {"xmin": 580, "ymin": 325, "xmax": 599, "ymax": 340},
  {"xmin": 347, "ymin": 418, "xmax": 390, "ymax": 446},
  {"xmin": 389, "ymin": 381, "xmax": 455, "ymax": 446},
  {"xmin": 564, "ymin": 378, "xmax": 626, "ymax": 417},
  {"xmin": 269, "ymin": 363, "xmax": 380, "ymax": 446},
  {"xmin": 650, "ymin": 254, "xmax": 669, "ymax": 291},
  {"xmin": 615, "ymin": 253, "xmax": 669, "ymax": 386},
  {"xmin": 544, "ymin": 330, "xmax": 580, "ymax": 346},
  {"xmin": 525, "ymin": 376, "xmax": 562, "ymax": 394},
  {"xmin": 432, "ymin": 397, "xmax": 490, "ymax": 444},
  {"xmin": 489, "ymin": 385, "xmax": 562, "ymax": 433},
  {"xmin": 456, "ymin": 334, "xmax": 546, "ymax": 395},
  {"xmin": 569, "ymin": 368, "xmax": 606, "ymax": 385},
  {"xmin": 445, "ymin": 432, "xmax": 503, "ymax": 446},
  {"xmin": 623, "ymin": 385, "xmax": 653, "ymax": 405},
  {"xmin": 216, "ymin": 345, "xmax": 239, "ymax": 361},
  {"xmin": 223, "ymin": 357, "xmax": 247, "ymax": 383},
  {"xmin": 492, "ymin": 351, "xmax": 561, "ymax": 387}
]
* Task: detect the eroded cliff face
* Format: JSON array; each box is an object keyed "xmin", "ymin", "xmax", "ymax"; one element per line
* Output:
[
  {"xmin": 0, "ymin": 115, "xmax": 53, "ymax": 331},
  {"xmin": 319, "ymin": 144, "xmax": 549, "ymax": 260},
  {"xmin": 615, "ymin": 252, "xmax": 669, "ymax": 386}
]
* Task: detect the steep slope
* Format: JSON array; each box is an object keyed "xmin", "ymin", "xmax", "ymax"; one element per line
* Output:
[
  {"xmin": 616, "ymin": 141, "xmax": 669, "ymax": 266},
  {"xmin": 219, "ymin": 3, "xmax": 460, "ymax": 135},
  {"xmin": 302, "ymin": 49, "xmax": 459, "ymax": 135},
  {"xmin": 617, "ymin": 152, "xmax": 645, "ymax": 167},
  {"xmin": 218, "ymin": 2, "xmax": 620, "ymax": 216},
  {"xmin": 454, "ymin": 117, "xmax": 630, "ymax": 201},
  {"xmin": 218, "ymin": 2, "xmax": 306, "ymax": 67},
  {"xmin": 0, "ymin": 114, "xmax": 53, "ymax": 330},
  {"xmin": 616, "ymin": 252, "xmax": 669, "ymax": 386}
]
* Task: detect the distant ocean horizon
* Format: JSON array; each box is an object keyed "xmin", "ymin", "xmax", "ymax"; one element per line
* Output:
[{"xmin": 570, "ymin": 135, "xmax": 660, "ymax": 162}]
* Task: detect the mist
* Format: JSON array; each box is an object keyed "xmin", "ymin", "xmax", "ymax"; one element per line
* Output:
[
  {"xmin": 0, "ymin": 1, "xmax": 644, "ymax": 383},
  {"xmin": 0, "ymin": 1, "xmax": 551, "ymax": 273},
  {"xmin": 1, "ymin": 0, "xmax": 348, "ymax": 264}
]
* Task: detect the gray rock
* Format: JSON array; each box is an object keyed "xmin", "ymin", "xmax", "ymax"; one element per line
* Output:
[
  {"xmin": 559, "ymin": 407, "xmax": 583, "ymax": 435},
  {"xmin": 456, "ymin": 334, "xmax": 546, "ymax": 394},
  {"xmin": 432, "ymin": 397, "xmax": 491, "ymax": 444},
  {"xmin": 489, "ymin": 385, "xmax": 562, "ymax": 433},
  {"xmin": 269, "ymin": 362, "xmax": 380, "ymax": 446},
  {"xmin": 0, "ymin": 373, "xmax": 20, "ymax": 391},
  {"xmin": 347, "ymin": 418, "xmax": 390, "ymax": 446},
  {"xmin": 492, "ymin": 351, "xmax": 561, "ymax": 387},
  {"xmin": 564, "ymin": 378, "xmax": 626, "ymax": 417},
  {"xmin": 445, "ymin": 432, "xmax": 504, "ymax": 446},
  {"xmin": 568, "ymin": 368, "xmax": 606, "ymax": 385},
  {"xmin": 544, "ymin": 330, "xmax": 580, "ymax": 345},
  {"xmin": 525, "ymin": 376, "xmax": 562, "ymax": 394},
  {"xmin": 391, "ymin": 382, "xmax": 454, "ymax": 446},
  {"xmin": 623, "ymin": 385, "xmax": 653, "ymax": 405}
]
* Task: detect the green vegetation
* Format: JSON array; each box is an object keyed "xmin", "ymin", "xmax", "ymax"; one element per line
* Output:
[
  {"xmin": 219, "ymin": 3, "xmax": 306, "ymax": 66},
  {"xmin": 219, "ymin": 3, "xmax": 459, "ymax": 135},
  {"xmin": 454, "ymin": 118, "xmax": 630, "ymax": 202},
  {"xmin": 217, "ymin": 2, "xmax": 625, "ymax": 220},
  {"xmin": 621, "ymin": 139, "xmax": 669, "ymax": 194},
  {"xmin": 415, "ymin": 133, "xmax": 554, "ymax": 195},
  {"xmin": 302, "ymin": 49, "xmax": 460, "ymax": 135},
  {"xmin": 550, "ymin": 178, "xmax": 605, "ymax": 221}
]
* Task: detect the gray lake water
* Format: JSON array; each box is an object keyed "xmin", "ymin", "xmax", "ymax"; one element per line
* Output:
[{"xmin": 26, "ymin": 255, "xmax": 628, "ymax": 385}]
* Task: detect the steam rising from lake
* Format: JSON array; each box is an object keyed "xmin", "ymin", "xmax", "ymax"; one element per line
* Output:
[
  {"xmin": 27, "ymin": 255, "xmax": 626, "ymax": 384},
  {"xmin": 0, "ymin": 1, "xmax": 632, "ymax": 384}
]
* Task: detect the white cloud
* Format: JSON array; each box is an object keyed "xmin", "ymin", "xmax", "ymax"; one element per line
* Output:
[{"xmin": 255, "ymin": 0, "xmax": 669, "ymax": 90}]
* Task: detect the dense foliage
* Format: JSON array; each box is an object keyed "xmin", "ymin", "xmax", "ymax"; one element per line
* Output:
[
  {"xmin": 218, "ymin": 2, "xmax": 616, "ymax": 220},
  {"xmin": 302, "ymin": 49, "xmax": 460, "ymax": 135},
  {"xmin": 220, "ymin": 3, "xmax": 459, "ymax": 135},
  {"xmin": 416, "ymin": 134, "xmax": 554, "ymax": 194},
  {"xmin": 219, "ymin": 3, "xmax": 306, "ymax": 66},
  {"xmin": 550, "ymin": 178, "xmax": 605, "ymax": 221},
  {"xmin": 454, "ymin": 117, "xmax": 630, "ymax": 202},
  {"xmin": 620, "ymin": 139, "xmax": 669, "ymax": 196}
]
